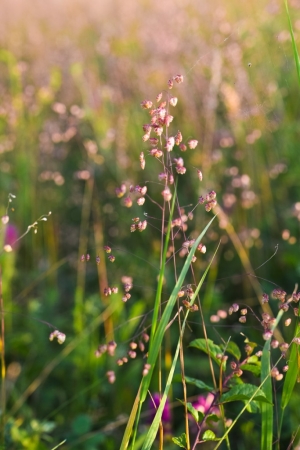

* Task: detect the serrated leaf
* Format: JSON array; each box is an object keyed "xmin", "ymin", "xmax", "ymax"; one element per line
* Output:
[
  {"xmin": 221, "ymin": 341, "xmax": 241, "ymax": 361},
  {"xmin": 172, "ymin": 433, "xmax": 187, "ymax": 448},
  {"xmin": 220, "ymin": 383, "xmax": 272, "ymax": 404},
  {"xmin": 185, "ymin": 376, "xmax": 214, "ymax": 392},
  {"xmin": 189, "ymin": 338, "xmax": 224, "ymax": 367},
  {"xmin": 202, "ymin": 430, "xmax": 219, "ymax": 441}
]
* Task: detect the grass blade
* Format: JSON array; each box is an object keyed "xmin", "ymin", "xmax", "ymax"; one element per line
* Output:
[
  {"xmin": 141, "ymin": 243, "xmax": 219, "ymax": 449},
  {"xmin": 260, "ymin": 339, "xmax": 273, "ymax": 450},
  {"xmin": 284, "ymin": 0, "xmax": 300, "ymax": 86},
  {"xmin": 120, "ymin": 215, "xmax": 216, "ymax": 449}
]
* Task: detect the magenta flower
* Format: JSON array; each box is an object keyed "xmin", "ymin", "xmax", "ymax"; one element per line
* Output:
[
  {"xmin": 4, "ymin": 224, "xmax": 19, "ymax": 250},
  {"xmin": 148, "ymin": 393, "xmax": 171, "ymax": 423},
  {"xmin": 193, "ymin": 393, "xmax": 219, "ymax": 416}
]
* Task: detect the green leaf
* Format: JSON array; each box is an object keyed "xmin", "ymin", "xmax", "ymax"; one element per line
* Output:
[
  {"xmin": 184, "ymin": 376, "xmax": 214, "ymax": 392},
  {"xmin": 202, "ymin": 430, "xmax": 219, "ymax": 441},
  {"xmin": 189, "ymin": 338, "xmax": 224, "ymax": 367},
  {"xmin": 281, "ymin": 321, "xmax": 300, "ymax": 410},
  {"xmin": 206, "ymin": 413, "xmax": 220, "ymax": 423},
  {"xmin": 177, "ymin": 399, "xmax": 200, "ymax": 422},
  {"xmin": 172, "ymin": 433, "xmax": 187, "ymax": 448},
  {"xmin": 240, "ymin": 363, "xmax": 261, "ymax": 377},
  {"xmin": 221, "ymin": 341, "xmax": 241, "ymax": 361},
  {"xmin": 220, "ymin": 383, "xmax": 272, "ymax": 404}
]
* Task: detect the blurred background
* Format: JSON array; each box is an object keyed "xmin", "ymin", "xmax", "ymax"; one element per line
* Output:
[{"xmin": 0, "ymin": 0, "xmax": 300, "ymax": 448}]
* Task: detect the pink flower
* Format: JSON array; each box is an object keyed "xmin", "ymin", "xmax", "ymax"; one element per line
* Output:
[
  {"xmin": 4, "ymin": 224, "xmax": 19, "ymax": 250},
  {"xmin": 193, "ymin": 393, "xmax": 219, "ymax": 416}
]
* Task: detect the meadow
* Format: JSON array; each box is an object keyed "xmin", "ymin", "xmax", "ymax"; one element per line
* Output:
[{"xmin": 0, "ymin": 0, "xmax": 300, "ymax": 448}]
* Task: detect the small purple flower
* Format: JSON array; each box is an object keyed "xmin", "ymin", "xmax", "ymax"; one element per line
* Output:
[
  {"xmin": 4, "ymin": 224, "xmax": 19, "ymax": 249},
  {"xmin": 148, "ymin": 393, "xmax": 171, "ymax": 423},
  {"xmin": 193, "ymin": 393, "xmax": 219, "ymax": 416},
  {"xmin": 147, "ymin": 393, "xmax": 172, "ymax": 436}
]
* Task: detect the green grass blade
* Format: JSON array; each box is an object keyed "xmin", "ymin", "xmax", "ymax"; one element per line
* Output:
[
  {"xmin": 285, "ymin": 0, "xmax": 300, "ymax": 86},
  {"xmin": 281, "ymin": 310, "xmax": 300, "ymax": 410},
  {"xmin": 120, "ymin": 215, "xmax": 216, "ymax": 449},
  {"xmin": 140, "ymin": 215, "xmax": 217, "ymax": 404},
  {"xmin": 260, "ymin": 339, "xmax": 273, "ymax": 450},
  {"xmin": 51, "ymin": 440, "xmax": 67, "ymax": 450},
  {"xmin": 150, "ymin": 184, "xmax": 177, "ymax": 342},
  {"xmin": 141, "ymin": 244, "xmax": 219, "ymax": 449}
]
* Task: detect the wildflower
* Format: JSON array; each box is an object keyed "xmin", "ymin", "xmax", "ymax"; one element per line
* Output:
[
  {"xmin": 240, "ymin": 308, "xmax": 248, "ymax": 315},
  {"xmin": 141, "ymin": 100, "xmax": 153, "ymax": 109},
  {"xmin": 104, "ymin": 287, "xmax": 112, "ymax": 296},
  {"xmin": 193, "ymin": 392, "xmax": 219, "ymax": 416},
  {"xmin": 165, "ymin": 115, "xmax": 174, "ymax": 127},
  {"xmin": 197, "ymin": 170, "xmax": 203, "ymax": 181},
  {"xmin": 49, "ymin": 330, "xmax": 66, "ymax": 344},
  {"xmin": 143, "ymin": 363, "xmax": 151, "ymax": 376},
  {"xmin": 107, "ymin": 341, "xmax": 117, "ymax": 356},
  {"xmin": 143, "ymin": 124, "xmax": 152, "ymax": 133},
  {"xmin": 142, "ymin": 133, "xmax": 150, "ymax": 142},
  {"xmin": 86, "ymin": 254, "xmax": 90, "ymax": 261},
  {"xmin": 108, "ymin": 255, "xmax": 115, "ymax": 262},
  {"xmin": 115, "ymin": 184, "xmax": 126, "ymax": 198},
  {"xmin": 176, "ymin": 166, "xmax": 186, "ymax": 175},
  {"xmin": 271, "ymin": 340, "xmax": 279, "ymax": 349},
  {"xmin": 156, "ymin": 92, "xmax": 163, "ymax": 102},
  {"xmin": 4, "ymin": 224, "xmax": 19, "ymax": 249},
  {"xmin": 106, "ymin": 371, "xmax": 116, "ymax": 384},
  {"xmin": 175, "ymin": 130, "xmax": 182, "ymax": 145},
  {"xmin": 198, "ymin": 196, "xmax": 205, "ymax": 204},
  {"xmin": 285, "ymin": 318, "xmax": 292, "ymax": 326},
  {"xmin": 140, "ymin": 152, "xmax": 145, "ymax": 170},
  {"xmin": 279, "ymin": 342, "xmax": 289, "ymax": 352},
  {"xmin": 262, "ymin": 293, "xmax": 269, "ymax": 304},
  {"xmin": 149, "ymin": 137, "xmax": 159, "ymax": 146},
  {"xmin": 168, "ymin": 78, "xmax": 174, "ymax": 89},
  {"xmin": 104, "ymin": 246, "xmax": 111, "ymax": 253},
  {"xmin": 80, "ymin": 254, "xmax": 85, "ymax": 262},
  {"xmin": 239, "ymin": 316, "xmax": 246, "ymax": 323},
  {"xmin": 96, "ymin": 256, "xmax": 100, "ymax": 265},
  {"xmin": 149, "ymin": 148, "xmax": 163, "ymax": 158},
  {"xmin": 263, "ymin": 331, "xmax": 273, "ymax": 340},
  {"xmin": 169, "ymin": 97, "xmax": 178, "ymax": 106},
  {"xmin": 128, "ymin": 350, "xmax": 137, "ymax": 359},
  {"xmin": 148, "ymin": 393, "xmax": 171, "ymax": 431},
  {"xmin": 153, "ymin": 126, "xmax": 163, "ymax": 136},
  {"xmin": 165, "ymin": 137, "xmax": 175, "ymax": 152},
  {"xmin": 179, "ymin": 143, "xmax": 187, "ymax": 151},
  {"xmin": 137, "ymin": 197, "xmax": 145, "ymax": 206},
  {"xmin": 162, "ymin": 187, "xmax": 172, "ymax": 202},
  {"xmin": 123, "ymin": 197, "xmax": 132, "ymax": 208},
  {"xmin": 188, "ymin": 139, "xmax": 198, "ymax": 149}
]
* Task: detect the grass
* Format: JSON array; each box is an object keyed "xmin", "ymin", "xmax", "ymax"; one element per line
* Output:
[{"xmin": 0, "ymin": 0, "xmax": 300, "ymax": 448}]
